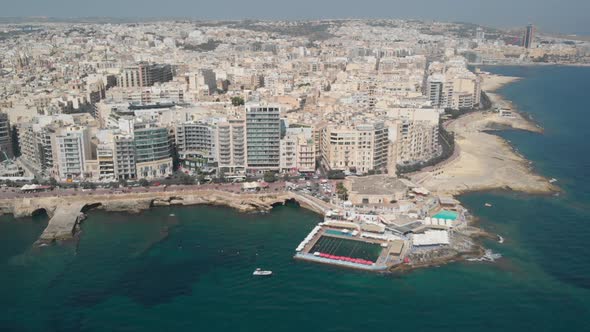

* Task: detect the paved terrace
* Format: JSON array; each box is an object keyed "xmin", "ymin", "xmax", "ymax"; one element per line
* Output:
[{"xmin": 36, "ymin": 202, "xmax": 86, "ymax": 244}]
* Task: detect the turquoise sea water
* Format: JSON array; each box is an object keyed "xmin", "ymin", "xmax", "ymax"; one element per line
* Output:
[{"xmin": 1, "ymin": 66, "xmax": 590, "ymax": 331}]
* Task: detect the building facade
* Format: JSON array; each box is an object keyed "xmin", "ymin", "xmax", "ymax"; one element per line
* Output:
[
  {"xmin": 321, "ymin": 122, "xmax": 389, "ymax": 174},
  {"xmin": 0, "ymin": 113, "xmax": 13, "ymax": 160},
  {"xmin": 51, "ymin": 126, "xmax": 92, "ymax": 181},
  {"xmin": 216, "ymin": 119, "xmax": 246, "ymax": 174},
  {"xmin": 245, "ymin": 104, "xmax": 281, "ymax": 172},
  {"xmin": 523, "ymin": 24, "xmax": 534, "ymax": 49},
  {"xmin": 134, "ymin": 123, "xmax": 172, "ymax": 179},
  {"xmin": 117, "ymin": 62, "xmax": 174, "ymax": 88},
  {"xmin": 175, "ymin": 122, "xmax": 217, "ymax": 172}
]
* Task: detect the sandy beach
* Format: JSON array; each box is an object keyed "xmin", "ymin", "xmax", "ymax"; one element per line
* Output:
[{"xmin": 411, "ymin": 74, "xmax": 558, "ymax": 195}]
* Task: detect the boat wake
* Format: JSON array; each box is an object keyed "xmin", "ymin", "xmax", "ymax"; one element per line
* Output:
[{"xmin": 467, "ymin": 249, "xmax": 502, "ymax": 262}]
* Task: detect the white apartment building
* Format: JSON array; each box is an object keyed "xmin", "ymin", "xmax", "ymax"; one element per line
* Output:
[
  {"xmin": 426, "ymin": 62, "xmax": 481, "ymax": 110},
  {"xmin": 216, "ymin": 118, "xmax": 246, "ymax": 174},
  {"xmin": 175, "ymin": 121, "xmax": 218, "ymax": 171},
  {"xmin": 113, "ymin": 135, "xmax": 137, "ymax": 180},
  {"xmin": 188, "ymin": 69, "xmax": 217, "ymax": 98},
  {"xmin": 17, "ymin": 123, "xmax": 54, "ymax": 175},
  {"xmin": 385, "ymin": 108, "xmax": 441, "ymax": 165},
  {"xmin": 51, "ymin": 126, "xmax": 92, "ymax": 181}
]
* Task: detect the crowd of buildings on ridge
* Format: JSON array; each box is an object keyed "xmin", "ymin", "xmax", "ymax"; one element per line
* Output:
[{"xmin": 0, "ymin": 20, "xmax": 587, "ymax": 183}]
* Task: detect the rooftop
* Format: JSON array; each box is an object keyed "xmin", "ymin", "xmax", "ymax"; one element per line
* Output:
[{"xmin": 349, "ymin": 175, "xmax": 408, "ymax": 196}]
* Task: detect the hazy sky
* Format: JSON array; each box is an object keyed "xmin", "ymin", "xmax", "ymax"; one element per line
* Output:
[{"xmin": 2, "ymin": 0, "xmax": 589, "ymax": 35}]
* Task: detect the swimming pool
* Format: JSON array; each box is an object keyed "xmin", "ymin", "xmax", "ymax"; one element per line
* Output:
[
  {"xmin": 325, "ymin": 229, "xmax": 352, "ymax": 236},
  {"xmin": 433, "ymin": 210, "xmax": 458, "ymax": 220},
  {"xmin": 310, "ymin": 236, "xmax": 382, "ymax": 261}
]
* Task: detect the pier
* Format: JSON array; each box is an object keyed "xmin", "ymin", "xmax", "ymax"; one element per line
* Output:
[{"xmin": 36, "ymin": 202, "xmax": 86, "ymax": 244}]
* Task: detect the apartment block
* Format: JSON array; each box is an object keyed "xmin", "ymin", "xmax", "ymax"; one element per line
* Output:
[
  {"xmin": 245, "ymin": 104, "xmax": 281, "ymax": 172},
  {"xmin": 321, "ymin": 122, "xmax": 389, "ymax": 174},
  {"xmin": 216, "ymin": 119, "xmax": 246, "ymax": 174}
]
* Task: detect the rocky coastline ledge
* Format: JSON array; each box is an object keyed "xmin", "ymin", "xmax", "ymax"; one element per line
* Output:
[
  {"xmin": 0, "ymin": 190, "xmax": 331, "ymax": 244},
  {"xmin": 411, "ymin": 73, "xmax": 560, "ymax": 196}
]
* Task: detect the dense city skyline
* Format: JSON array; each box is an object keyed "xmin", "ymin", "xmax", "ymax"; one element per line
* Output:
[
  {"xmin": 1, "ymin": 6, "xmax": 589, "ymax": 331},
  {"xmin": 1, "ymin": 0, "xmax": 590, "ymax": 35}
]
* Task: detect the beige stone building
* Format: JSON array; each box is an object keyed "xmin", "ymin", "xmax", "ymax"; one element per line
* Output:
[
  {"xmin": 321, "ymin": 122, "xmax": 389, "ymax": 174},
  {"xmin": 386, "ymin": 108, "xmax": 441, "ymax": 166},
  {"xmin": 280, "ymin": 133, "xmax": 316, "ymax": 173},
  {"xmin": 346, "ymin": 175, "xmax": 409, "ymax": 205}
]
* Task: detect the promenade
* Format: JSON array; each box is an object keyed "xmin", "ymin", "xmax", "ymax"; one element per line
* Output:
[{"xmin": 0, "ymin": 180, "xmax": 338, "ymax": 244}]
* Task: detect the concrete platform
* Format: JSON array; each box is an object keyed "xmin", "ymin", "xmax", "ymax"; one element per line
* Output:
[{"xmin": 37, "ymin": 202, "xmax": 86, "ymax": 244}]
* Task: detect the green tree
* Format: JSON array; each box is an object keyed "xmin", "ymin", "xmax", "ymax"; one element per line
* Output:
[
  {"xmin": 336, "ymin": 182, "xmax": 348, "ymax": 200},
  {"xmin": 81, "ymin": 182, "xmax": 97, "ymax": 190},
  {"xmin": 263, "ymin": 171, "xmax": 276, "ymax": 183},
  {"xmin": 139, "ymin": 178, "xmax": 150, "ymax": 187},
  {"xmin": 231, "ymin": 96, "xmax": 245, "ymax": 106},
  {"xmin": 217, "ymin": 169, "xmax": 226, "ymax": 182},
  {"xmin": 179, "ymin": 172, "xmax": 195, "ymax": 185},
  {"xmin": 327, "ymin": 170, "xmax": 345, "ymax": 179},
  {"xmin": 118, "ymin": 178, "xmax": 128, "ymax": 187},
  {"xmin": 48, "ymin": 178, "xmax": 58, "ymax": 187}
]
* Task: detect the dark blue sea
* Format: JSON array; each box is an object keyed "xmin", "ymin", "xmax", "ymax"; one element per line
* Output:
[{"xmin": 1, "ymin": 66, "xmax": 589, "ymax": 331}]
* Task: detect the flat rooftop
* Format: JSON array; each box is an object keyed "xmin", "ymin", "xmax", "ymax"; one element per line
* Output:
[{"xmin": 349, "ymin": 175, "xmax": 408, "ymax": 195}]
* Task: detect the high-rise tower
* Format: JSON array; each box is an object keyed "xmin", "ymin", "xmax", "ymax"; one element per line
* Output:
[{"xmin": 523, "ymin": 24, "xmax": 534, "ymax": 49}]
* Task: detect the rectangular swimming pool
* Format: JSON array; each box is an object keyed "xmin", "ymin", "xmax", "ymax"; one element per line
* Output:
[
  {"xmin": 310, "ymin": 236, "xmax": 382, "ymax": 261},
  {"xmin": 433, "ymin": 210, "xmax": 458, "ymax": 220},
  {"xmin": 324, "ymin": 229, "xmax": 352, "ymax": 237}
]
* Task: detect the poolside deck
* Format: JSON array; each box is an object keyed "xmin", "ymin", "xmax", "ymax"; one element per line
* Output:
[{"xmin": 294, "ymin": 225, "xmax": 408, "ymax": 271}]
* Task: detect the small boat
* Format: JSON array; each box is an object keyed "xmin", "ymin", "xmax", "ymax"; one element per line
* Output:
[
  {"xmin": 497, "ymin": 235, "xmax": 504, "ymax": 243},
  {"xmin": 169, "ymin": 213, "xmax": 175, "ymax": 217},
  {"xmin": 549, "ymin": 178, "xmax": 558, "ymax": 183},
  {"xmin": 485, "ymin": 203, "xmax": 492, "ymax": 207},
  {"xmin": 252, "ymin": 268, "xmax": 272, "ymax": 276}
]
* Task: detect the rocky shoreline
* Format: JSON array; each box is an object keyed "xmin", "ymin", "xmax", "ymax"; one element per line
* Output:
[
  {"xmin": 0, "ymin": 189, "xmax": 333, "ymax": 245},
  {"xmin": 0, "ymin": 187, "xmax": 501, "ymax": 273},
  {"xmin": 393, "ymin": 73, "xmax": 559, "ymax": 272},
  {"xmin": 0, "ymin": 190, "xmax": 328, "ymax": 218}
]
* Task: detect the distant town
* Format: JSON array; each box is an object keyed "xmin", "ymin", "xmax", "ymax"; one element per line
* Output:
[{"xmin": 0, "ymin": 19, "xmax": 571, "ymax": 270}]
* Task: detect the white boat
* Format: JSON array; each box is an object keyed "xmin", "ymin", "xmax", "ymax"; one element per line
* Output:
[
  {"xmin": 497, "ymin": 235, "xmax": 504, "ymax": 243},
  {"xmin": 485, "ymin": 203, "xmax": 492, "ymax": 207},
  {"xmin": 549, "ymin": 178, "xmax": 558, "ymax": 183},
  {"xmin": 252, "ymin": 268, "xmax": 272, "ymax": 276}
]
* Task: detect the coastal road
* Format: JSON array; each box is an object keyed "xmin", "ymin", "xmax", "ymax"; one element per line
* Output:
[{"xmin": 0, "ymin": 179, "xmax": 338, "ymax": 200}]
